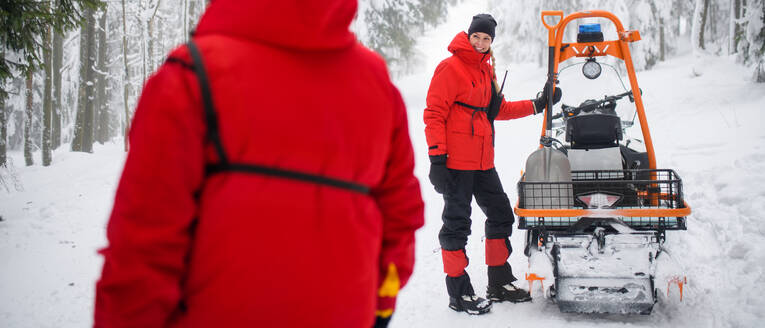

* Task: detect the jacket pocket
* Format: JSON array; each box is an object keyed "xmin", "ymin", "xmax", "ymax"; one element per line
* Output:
[{"xmin": 446, "ymin": 130, "xmax": 482, "ymax": 167}]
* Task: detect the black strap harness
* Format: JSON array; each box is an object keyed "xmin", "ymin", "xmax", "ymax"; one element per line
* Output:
[
  {"xmin": 183, "ymin": 41, "xmax": 370, "ymax": 195},
  {"xmin": 453, "ymin": 80, "xmax": 501, "ymax": 145},
  {"xmin": 454, "ymin": 101, "xmax": 489, "ymax": 136}
]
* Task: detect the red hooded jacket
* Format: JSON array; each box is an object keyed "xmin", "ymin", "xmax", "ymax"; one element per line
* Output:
[
  {"xmin": 424, "ymin": 32, "xmax": 535, "ymax": 171},
  {"xmin": 94, "ymin": 1, "xmax": 424, "ymax": 327}
]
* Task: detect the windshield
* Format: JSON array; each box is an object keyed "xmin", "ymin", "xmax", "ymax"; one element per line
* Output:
[{"xmin": 553, "ymin": 57, "xmax": 644, "ymax": 150}]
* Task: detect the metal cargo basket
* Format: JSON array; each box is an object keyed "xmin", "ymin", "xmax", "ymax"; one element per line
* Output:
[{"xmin": 516, "ymin": 169, "xmax": 689, "ymax": 230}]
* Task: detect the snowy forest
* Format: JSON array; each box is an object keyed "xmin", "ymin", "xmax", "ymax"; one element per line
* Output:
[{"xmin": 0, "ymin": 0, "xmax": 763, "ymax": 174}]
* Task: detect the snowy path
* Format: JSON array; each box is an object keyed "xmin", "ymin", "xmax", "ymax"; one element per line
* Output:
[
  {"xmin": 2, "ymin": 2, "xmax": 765, "ymax": 327},
  {"xmin": 0, "ymin": 145, "xmax": 123, "ymax": 327}
]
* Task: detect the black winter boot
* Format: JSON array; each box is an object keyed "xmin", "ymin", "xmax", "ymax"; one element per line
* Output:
[
  {"xmin": 449, "ymin": 295, "xmax": 492, "ymax": 315},
  {"xmin": 486, "ymin": 283, "xmax": 532, "ymax": 303}
]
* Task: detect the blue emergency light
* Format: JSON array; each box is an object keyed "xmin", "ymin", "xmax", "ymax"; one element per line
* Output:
[
  {"xmin": 577, "ymin": 24, "xmax": 604, "ymax": 43},
  {"xmin": 579, "ymin": 24, "xmax": 602, "ymax": 33}
]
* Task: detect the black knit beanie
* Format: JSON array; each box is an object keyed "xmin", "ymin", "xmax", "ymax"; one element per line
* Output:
[{"xmin": 468, "ymin": 14, "xmax": 497, "ymax": 40}]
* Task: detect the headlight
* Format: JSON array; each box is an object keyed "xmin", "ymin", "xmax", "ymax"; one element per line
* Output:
[{"xmin": 582, "ymin": 57, "xmax": 602, "ymax": 80}]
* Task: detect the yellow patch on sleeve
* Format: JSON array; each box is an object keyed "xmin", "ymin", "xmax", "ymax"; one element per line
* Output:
[{"xmin": 377, "ymin": 263, "xmax": 401, "ymax": 298}]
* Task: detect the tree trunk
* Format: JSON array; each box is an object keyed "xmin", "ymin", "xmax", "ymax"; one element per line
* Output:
[
  {"xmin": 649, "ymin": 1, "xmax": 666, "ymax": 62},
  {"xmin": 710, "ymin": 0, "xmax": 718, "ymax": 41},
  {"xmin": 95, "ymin": 7, "xmax": 109, "ymax": 144},
  {"xmin": 0, "ymin": 82, "xmax": 6, "ymax": 167},
  {"xmin": 147, "ymin": 0, "xmax": 162, "ymax": 73},
  {"xmin": 141, "ymin": 0, "xmax": 147, "ymax": 87},
  {"xmin": 43, "ymin": 25, "xmax": 53, "ymax": 166},
  {"xmin": 158, "ymin": 13, "xmax": 165, "ymax": 64},
  {"xmin": 92, "ymin": 11, "xmax": 101, "ymax": 145},
  {"xmin": 735, "ymin": 0, "xmax": 743, "ymax": 52},
  {"xmin": 700, "ymin": 0, "xmax": 711, "ymax": 50},
  {"xmin": 72, "ymin": 17, "xmax": 88, "ymax": 151},
  {"xmin": 660, "ymin": 16, "xmax": 666, "ymax": 60},
  {"xmin": 730, "ymin": 0, "xmax": 738, "ymax": 54},
  {"xmin": 24, "ymin": 70, "xmax": 34, "ymax": 166},
  {"xmin": 72, "ymin": 12, "xmax": 88, "ymax": 151},
  {"xmin": 183, "ymin": 0, "xmax": 188, "ymax": 39},
  {"xmin": 73, "ymin": 7, "xmax": 96, "ymax": 153},
  {"xmin": 83, "ymin": 7, "xmax": 96, "ymax": 153},
  {"xmin": 121, "ymin": 0, "xmax": 131, "ymax": 151},
  {"xmin": 756, "ymin": 3, "xmax": 765, "ymax": 82},
  {"xmin": 52, "ymin": 27, "xmax": 63, "ymax": 149},
  {"xmin": 692, "ymin": 0, "xmax": 705, "ymax": 52},
  {"xmin": 188, "ymin": 0, "xmax": 197, "ymax": 35}
]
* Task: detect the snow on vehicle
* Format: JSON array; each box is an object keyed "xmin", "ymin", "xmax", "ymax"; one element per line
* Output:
[{"xmin": 515, "ymin": 10, "xmax": 691, "ymax": 314}]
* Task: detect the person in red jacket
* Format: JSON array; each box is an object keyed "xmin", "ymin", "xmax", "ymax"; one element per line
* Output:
[
  {"xmin": 94, "ymin": 1, "xmax": 424, "ymax": 327},
  {"xmin": 424, "ymin": 14, "xmax": 561, "ymax": 314}
]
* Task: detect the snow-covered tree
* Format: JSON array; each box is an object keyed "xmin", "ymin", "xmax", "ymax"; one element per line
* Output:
[
  {"xmin": 1, "ymin": 0, "xmax": 101, "ymax": 166},
  {"xmin": 739, "ymin": 0, "xmax": 765, "ymax": 81},
  {"xmin": 488, "ymin": 0, "xmax": 545, "ymax": 66},
  {"xmin": 691, "ymin": 0, "xmax": 711, "ymax": 53},
  {"xmin": 357, "ymin": 0, "xmax": 453, "ymax": 75},
  {"xmin": 490, "ymin": 1, "xmax": 705, "ymax": 71},
  {"xmin": 0, "ymin": 0, "xmax": 101, "ymax": 85}
]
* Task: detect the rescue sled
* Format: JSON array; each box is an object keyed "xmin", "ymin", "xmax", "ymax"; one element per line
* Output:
[{"xmin": 514, "ymin": 10, "xmax": 690, "ymax": 314}]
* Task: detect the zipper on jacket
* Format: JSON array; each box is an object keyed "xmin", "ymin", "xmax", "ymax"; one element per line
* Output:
[{"xmin": 480, "ymin": 54, "xmax": 488, "ymax": 170}]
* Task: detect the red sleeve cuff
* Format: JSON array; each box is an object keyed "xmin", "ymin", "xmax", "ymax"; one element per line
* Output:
[{"xmin": 376, "ymin": 295, "xmax": 397, "ymax": 317}]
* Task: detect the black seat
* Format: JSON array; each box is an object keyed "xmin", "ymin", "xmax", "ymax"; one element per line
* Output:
[{"xmin": 566, "ymin": 114, "xmax": 622, "ymax": 149}]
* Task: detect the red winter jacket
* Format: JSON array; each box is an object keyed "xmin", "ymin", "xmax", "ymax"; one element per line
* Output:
[
  {"xmin": 424, "ymin": 32, "xmax": 535, "ymax": 171},
  {"xmin": 94, "ymin": 1, "xmax": 424, "ymax": 327}
]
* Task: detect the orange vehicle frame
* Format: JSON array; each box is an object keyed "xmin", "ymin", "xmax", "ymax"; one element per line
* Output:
[
  {"xmin": 515, "ymin": 10, "xmax": 691, "ymax": 219},
  {"xmin": 514, "ymin": 201, "xmax": 691, "ymax": 218}
]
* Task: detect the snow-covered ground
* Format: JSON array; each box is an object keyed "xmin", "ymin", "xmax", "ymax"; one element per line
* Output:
[
  {"xmin": 0, "ymin": 144, "xmax": 122, "ymax": 326},
  {"xmin": 2, "ymin": 1, "xmax": 764, "ymax": 327}
]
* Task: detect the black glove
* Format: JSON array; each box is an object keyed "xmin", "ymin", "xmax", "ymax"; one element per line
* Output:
[
  {"xmin": 532, "ymin": 83, "xmax": 563, "ymax": 114},
  {"xmin": 373, "ymin": 315, "xmax": 392, "ymax": 328},
  {"xmin": 428, "ymin": 155, "xmax": 452, "ymax": 194}
]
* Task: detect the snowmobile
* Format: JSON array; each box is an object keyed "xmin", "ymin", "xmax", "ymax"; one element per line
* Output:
[{"xmin": 514, "ymin": 10, "xmax": 691, "ymax": 314}]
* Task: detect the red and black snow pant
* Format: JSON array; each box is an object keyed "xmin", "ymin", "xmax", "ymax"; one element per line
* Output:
[{"xmin": 439, "ymin": 168, "xmax": 517, "ymax": 297}]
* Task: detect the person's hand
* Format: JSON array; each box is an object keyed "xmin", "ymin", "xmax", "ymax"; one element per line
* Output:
[
  {"xmin": 429, "ymin": 155, "xmax": 452, "ymax": 194},
  {"xmin": 533, "ymin": 83, "xmax": 562, "ymax": 114}
]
